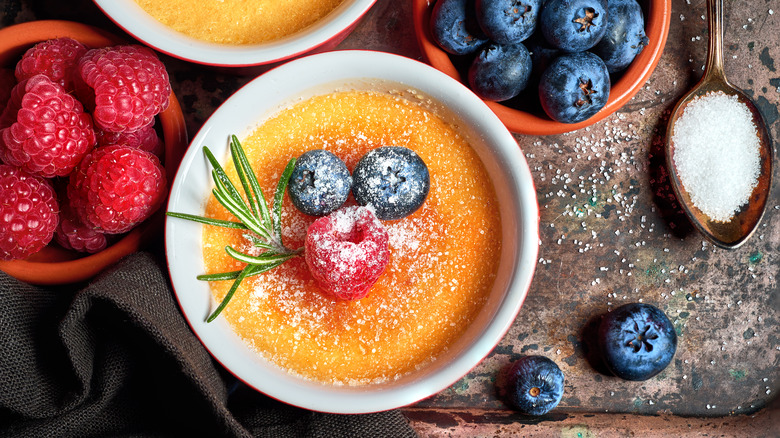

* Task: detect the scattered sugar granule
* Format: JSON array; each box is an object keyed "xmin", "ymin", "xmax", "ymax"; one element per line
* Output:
[{"xmin": 671, "ymin": 91, "xmax": 761, "ymax": 222}]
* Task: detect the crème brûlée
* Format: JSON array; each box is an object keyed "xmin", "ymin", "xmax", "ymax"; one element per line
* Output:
[
  {"xmin": 202, "ymin": 90, "xmax": 502, "ymax": 385},
  {"xmin": 134, "ymin": 0, "xmax": 346, "ymax": 45}
]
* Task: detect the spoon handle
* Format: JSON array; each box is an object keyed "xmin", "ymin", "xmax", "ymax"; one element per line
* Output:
[{"xmin": 705, "ymin": 0, "xmax": 727, "ymax": 81}]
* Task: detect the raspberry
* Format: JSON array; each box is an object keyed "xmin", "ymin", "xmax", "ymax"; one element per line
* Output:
[
  {"xmin": 14, "ymin": 37, "xmax": 88, "ymax": 93},
  {"xmin": 75, "ymin": 44, "xmax": 170, "ymax": 133},
  {"xmin": 304, "ymin": 206, "xmax": 390, "ymax": 300},
  {"xmin": 68, "ymin": 144, "xmax": 167, "ymax": 234},
  {"xmin": 55, "ymin": 200, "xmax": 108, "ymax": 254},
  {"xmin": 95, "ymin": 121, "xmax": 164, "ymax": 158},
  {"xmin": 0, "ymin": 164, "xmax": 59, "ymax": 260},
  {"xmin": 0, "ymin": 75, "xmax": 96, "ymax": 178}
]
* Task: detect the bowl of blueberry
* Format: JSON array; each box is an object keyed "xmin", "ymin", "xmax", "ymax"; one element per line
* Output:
[
  {"xmin": 413, "ymin": 0, "xmax": 672, "ymax": 135},
  {"xmin": 165, "ymin": 50, "xmax": 539, "ymax": 413}
]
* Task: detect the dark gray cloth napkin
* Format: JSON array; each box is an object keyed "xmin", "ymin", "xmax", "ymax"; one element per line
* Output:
[{"xmin": 0, "ymin": 252, "xmax": 417, "ymax": 437}]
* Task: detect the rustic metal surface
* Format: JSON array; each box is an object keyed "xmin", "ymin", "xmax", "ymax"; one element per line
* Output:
[{"xmin": 2, "ymin": 0, "xmax": 778, "ymax": 435}]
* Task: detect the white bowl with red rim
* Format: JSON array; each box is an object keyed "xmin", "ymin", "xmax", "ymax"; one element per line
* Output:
[
  {"xmin": 91, "ymin": 0, "xmax": 377, "ymax": 67},
  {"xmin": 165, "ymin": 50, "xmax": 539, "ymax": 413}
]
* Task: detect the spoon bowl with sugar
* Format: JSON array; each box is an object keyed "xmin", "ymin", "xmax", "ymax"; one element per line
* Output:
[{"xmin": 665, "ymin": 0, "xmax": 773, "ymax": 249}]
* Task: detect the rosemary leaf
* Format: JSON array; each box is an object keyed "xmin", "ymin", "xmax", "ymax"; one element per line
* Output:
[
  {"xmin": 204, "ymin": 259, "xmax": 287, "ymax": 323},
  {"xmin": 231, "ymin": 135, "xmax": 272, "ymax": 229},
  {"xmin": 224, "ymin": 245, "xmax": 299, "ymax": 266},
  {"xmin": 272, "ymin": 158, "xmax": 296, "ymax": 239},
  {"xmin": 197, "ymin": 270, "xmax": 242, "ymax": 281},
  {"xmin": 204, "ymin": 147, "xmax": 247, "ymax": 212},
  {"xmin": 206, "ymin": 264, "xmax": 252, "ymax": 323},
  {"xmin": 244, "ymin": 233, "xmax": 276, "ymax": 250},
  {"xmin": 212, "ymin": 187, "xmax": 271, "ymax": 240},
  {"xmin": 165, "ymin": 212, "xmax": 247, "ymax": 229},
  {"xmin": 212, "ymin": 169, "xmax": 254, "ymax": 220}
]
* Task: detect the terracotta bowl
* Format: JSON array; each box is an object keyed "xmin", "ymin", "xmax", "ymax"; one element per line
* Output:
[
  {"xmin": 412, "ymin": 0, "xmax": 672, "ymax": 135},
  {"xmin": 165, "ymin": 50, "xmax": 539, "ymax": 413},
  {"xmin": 92, "ymin": 0, "xmax": 378, "ymax": 68},
  {"xmin": 0, "ymin": 20, "xmax": 188, "ymax": 285}
]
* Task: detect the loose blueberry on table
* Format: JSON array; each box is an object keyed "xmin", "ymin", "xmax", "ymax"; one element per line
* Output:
[
  {"xmin": 352, "ymin": 146, "xmax": 430, "ymax": 220},
  {"xmin": 468, "ymin": 41, "xmax": 533, "ymax": 101},
  {"xmin": 538, "ymin": 51, "xmax": 610, "ymax": 123},
  {"xmin": 287, "ymin": 149, "xmax": 352, "ymax": 216},
  {"xmin": 499, "ymin": 355, "xmax": 565, "ymax": 415},
  {"xmin": 597, "ymin": 303, "xmax": 677, "ymax": 381},
  {"xmin": 430, "ymin": 0, "xmax": 489, "ymax": 55},
  {"xmin": 539, "ymin": 0, "xmax": 609, "ymax": 52},
  {"xmin": 591, "ymin": 0, "xmax": 648, "ymax": 73},
  {"xmin": 475, "ymin": 0, "xmax": 542, "ymax": 44}
]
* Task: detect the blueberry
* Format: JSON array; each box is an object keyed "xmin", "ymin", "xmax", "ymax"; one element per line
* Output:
[
  {"xmin": 538, "ymin": 51, "xmax": 610, "ymax": 123},
  {"xmin": 524, "ymin": 30, "xmax": 560, "ymax": 85},
  {"xmin": 539, "ymin": 0, "xmax": 608, "ymax": 52},
  {"xmin": 598, "ymin": 303, "xmax": 677, "ymax": 381},
  {"xmin": 498, "ymin": 356, "xmax": 565, "ymax": 415},
  {"xmin": 476, "ymin": 0, "xmax": 542, "ymax": 44},
  {"xmin": 352, "ymin": 147, "xmax": 430, "ymax": 220},
  {"xmin": 430, "ymin": 0, "xmax": 489, "ymax": 55},
  {"xmin": 591, "ymin": 0, "xmax": 648, "ymax": 73},
  {"xmin": 468, "ymin": 42, "xmax": 533, "ymax": 101},
  {"xmin": 287, "ymin": 149, "xmax": 351, "ymax": 216}
]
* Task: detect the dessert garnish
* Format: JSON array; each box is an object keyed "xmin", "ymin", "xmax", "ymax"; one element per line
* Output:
[
  {"xmin": 305, "ymin": 206, "xmax": 390, "ymax": 300},
  {"xmin": 287, "ymin": 149, "xmax": 352, "ymax": 217},
  {"xmin": 351, "ymin": 146, "xmax": 430, "ymax": 220},
  {"xmin": 167, "ymin": 136, "xmax": 395, "ymax": 322},
  {"xmin": 167, "ymin": 135, "xmax": 302, "ymax": 322}
]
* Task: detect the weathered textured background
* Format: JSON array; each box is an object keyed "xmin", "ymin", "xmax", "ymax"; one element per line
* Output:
[{"xmin": 2, "ymin": 0, "xmax": 778, "ymax": 435}]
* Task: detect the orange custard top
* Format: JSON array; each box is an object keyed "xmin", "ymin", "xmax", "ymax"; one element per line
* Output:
[
  {"xmin": 134, "ymin": 0, "xmax": 346, "ymax": 45},
  {"xmin": 202, "ymin": 91, "xmax": 502, "ymax": 385}
]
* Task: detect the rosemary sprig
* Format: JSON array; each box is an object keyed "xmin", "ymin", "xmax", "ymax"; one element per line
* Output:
[{"xmin": 167, "ymin": 135, "xmax": 301, "ymax": 322}]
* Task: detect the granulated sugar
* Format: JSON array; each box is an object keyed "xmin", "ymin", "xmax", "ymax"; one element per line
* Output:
[{"xmin": 671, "ymin": 91, "xmax": 760, "ymax": 222}]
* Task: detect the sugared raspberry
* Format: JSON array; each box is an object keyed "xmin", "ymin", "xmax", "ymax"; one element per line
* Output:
[
  {"xmin": 68, "ymin": 145, "xmax": 167, "ymax": 234},
  {"xmin": 74, "ymin": 45, "xmax": 170, "ymax": 133},
  {"xmin": 95, "ymin": 121, "xmax": 164, "ymax": 159},
  {"xmin": 0, "ymin": 164, "xmax": 59, "ymax": 260},
  {"xmin": 14, "ymin": 37, "xmax": 87, "ymax": 92},
  {"xmin": 304, "ymin": 206, "xmax": 390, "ymax": 300},
  {"xmin": 55, "ymin": 200, "xmax": 108, "ymax": 254},
  {"xmin": 0, "ymin": 75, "xmax": 96, "ymax": 178}
]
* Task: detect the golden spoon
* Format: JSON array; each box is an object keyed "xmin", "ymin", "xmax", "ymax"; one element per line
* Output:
[{"xmin": 665, "ymin": 0, "xmax": 774, "ymax": 249}]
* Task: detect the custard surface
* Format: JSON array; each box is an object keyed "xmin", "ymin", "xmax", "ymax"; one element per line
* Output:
[
  {"xmin": 135, "ymin": 0, "xmax": 346, "ymax": 45},
  {"xmin": 203, "ymin": 91, "xmax": 502, "ymax": 384}
]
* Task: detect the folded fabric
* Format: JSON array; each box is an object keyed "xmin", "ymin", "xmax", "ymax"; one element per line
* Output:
[{"xmin": 0, "ymin": 252, "xmax": 417, "ymax": 437}]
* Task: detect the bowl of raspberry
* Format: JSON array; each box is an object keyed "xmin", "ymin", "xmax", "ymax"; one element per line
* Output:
[
  {"xmin": 91, "ymin": 0, "xmax": 378, "ymax": 68},
  {"xmin": 413, "ymin": 0, "xmax": 671, "ymax": 135},
  {"xmin": 165, "ymin": 50, "xmax": 539, "ymax": 413},
  {"xmin": 0, "ymin": 20, "xmax": 188, "ymax": 285}
]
